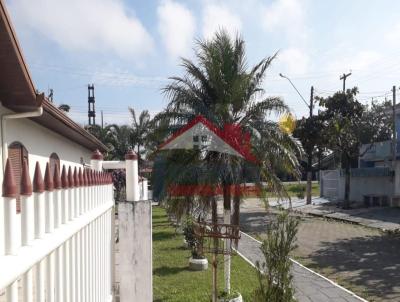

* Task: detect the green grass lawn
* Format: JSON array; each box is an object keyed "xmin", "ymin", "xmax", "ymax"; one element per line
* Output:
[
  {"xmin": 265, "ymin": 182, "xmax": 320, "ymax": 198},
  {"xmin": 153, "ymin": 207, "xmax": 259, "ymax": 302}
]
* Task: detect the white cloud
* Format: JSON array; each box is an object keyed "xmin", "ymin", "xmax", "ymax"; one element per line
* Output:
[
  {"xmin": 202, "ymin": 3, "xmax": 242, "ymax": 40},
  {"xmin": 261, "ymin": 0, "xmax": 307, "ymax": 45},
  {"xmin": 157, "ymin": 0, "xmax": 195, "ymax": 59},
  {"xmin": 327, "ymin": 50, "xmax": 381, "ymax": 73},
  {"xmin": 279, "ymin": 48, "xmax": 309, "ymax": 74},
  {"xmin": 8, "ymin": 0, "xmax": 154, "ymax": 60}
]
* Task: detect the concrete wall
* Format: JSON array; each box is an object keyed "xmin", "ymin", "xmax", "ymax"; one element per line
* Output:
[
  {"xmin": 118, "ymin": 200, "xmax": 152, "ymax": 302},
  {"xmin": 322, "ymin": 168, "xmax": 395, "ymax": 202},
  {"xmin": 337, "ymin": 174, "xmax": 393, "ymax": 202}
]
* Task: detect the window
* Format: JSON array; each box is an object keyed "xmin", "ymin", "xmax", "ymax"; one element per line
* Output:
[
  {"xmin": 8, "ymin": 142, "xmax": 29, "ymax": 212},
  {"xmin": 49, "ymin": 153, "xmax": 60, "ymax": 177}
]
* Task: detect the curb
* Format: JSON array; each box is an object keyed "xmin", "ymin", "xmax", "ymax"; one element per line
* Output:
[{"xmin": 292, "ymin": 208, "xmax": 399, "ymax": 233}]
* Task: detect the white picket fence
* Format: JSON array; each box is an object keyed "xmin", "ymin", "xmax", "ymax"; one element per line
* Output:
[{"xmin": 0, "ymin": 158, "xmax": 115, "ymax": 302}]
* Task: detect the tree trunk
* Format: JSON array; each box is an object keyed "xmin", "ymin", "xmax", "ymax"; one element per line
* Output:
[
  {"xmin": 306, "ymin": 152, "xmax": 312, "ymax": 204},
  {"xmin": 344, "ymin": 165, "xmax": 351, "ymax": 209},
  {"xmin": 232, "ymin": 185, "xmax": 240, "ymax": 248},
  {"xmin": 211, "ymin": 196, "xmax": 218, "ymax": 302},
  {"xmin": 223, "ymin": 185, "xmax": 231, "ymax": 294}
]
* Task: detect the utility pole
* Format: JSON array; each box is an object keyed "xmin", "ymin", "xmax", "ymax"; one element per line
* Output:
[
  {"xmin": 101, "ymin": 110, "xmax": 104, "ymax": 129},
  {"xmin": 392, "ymin": 86, "xmax": 397, "ymax": 165},
  {"xmin": 88, "ymin": 84, "xmax": 96, "ymax": 125},
  {"xmin": 306, "ymin": 86, "xmax": 314, "ymax": 204},
  {"xmin": 340, "ymin": 72, "xmax": 352, "ymax": 92}
]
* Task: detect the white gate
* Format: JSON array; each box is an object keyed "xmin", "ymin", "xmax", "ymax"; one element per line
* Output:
[{"xmin": 320, "ymin": 169, "xmax": 340, "ymax": 200}]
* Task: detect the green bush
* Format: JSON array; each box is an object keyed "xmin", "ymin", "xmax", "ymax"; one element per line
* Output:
[
  {"xmin": 182, "ymin": 218, "xmax": 204, "ymax": 259},
  {"xmin": 254, "ymin": 212, "xmax": 299, "ymax": 302}
]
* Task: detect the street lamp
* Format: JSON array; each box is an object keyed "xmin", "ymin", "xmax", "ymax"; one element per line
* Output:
[
  {"xmin": 279, "ymin": 73, "xmax": 310, "ymax": 109},
  {"xmin": 279, "ymin": 73, "xmax": 314, "ymax": 205}
]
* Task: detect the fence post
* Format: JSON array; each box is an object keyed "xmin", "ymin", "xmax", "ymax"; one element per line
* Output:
[
  {"xmin": 61, "ymin": 165, "xmax": 69, "ymax": 224},
  {"xmin": 61, "ymin": 165, "xmax": 71, "ymax": 302},
  {"xmin": 74, "ymin": 167, "xmax": 81, "ymax": 302},
  {"xmin": 68, "ymin": 166, "xmax": 74, "ymax": 221},
  {"xmin": 53, "ymin": 164, "xmax": 63, "ymax": 302},
  {"xmin": 44, "ymin": 163, "xmax": 55, "ymax": 302},
  {"xmin": 3, "ymin": 159, "xmax": 18, "ymax": 302},
  {"xmin": 53, "ymin": 164, "xmax": 62, "ymax": 229},
  {"xmin": 78, "ymin": 168, "xmax": 84, "ymax": 215},
  {"xmin": 21, "ymin": 159, "xmax": 33, "ymax": 302},
  {"xmin": 125, "ymin": 150, "xmax": 139, "ymax": 201},
  {"xmin": 119, "ymin": 150, "xmax": 152, "ymax": 302},
  {"xmin": 33, "ymin": 162, "xmax": 45, "ymax": 302},
  {"xmin": 91, "ymin": 149, "xmax": 104, "ymax": 171},
  {"xmin": 68, "ymin": 167, "xmax": 76, "ymax": 300},
  {"xmin": 73, "ymin": 167, "xmax": 79, "ymax": 218}
]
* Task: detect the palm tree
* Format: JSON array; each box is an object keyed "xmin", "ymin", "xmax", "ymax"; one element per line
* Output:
[
  {"xmin": 155, "ymin": 30, "xmax": 301, "ymax": 300},
  {"xmin": 129, "ymin": 108, "xmax": 151, "ymax": 161},
  {"xmin": 86, "ymin": 124, "xmax": 135, "ymax": 160}
]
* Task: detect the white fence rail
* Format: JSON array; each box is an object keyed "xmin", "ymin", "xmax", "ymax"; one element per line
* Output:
[{"xmin": 0, "ymin": 158, "xmax": 114, "ymax": 302}]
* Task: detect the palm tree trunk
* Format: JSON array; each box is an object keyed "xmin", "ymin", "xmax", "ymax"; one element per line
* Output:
[
  {"xmin": 211, "ymin": 196, "xmax": 218, "ymax": 302},
  {"xmin": 306, "ymin": 153, "xmax": 312, "ymax": 204},
  {"xmin": 223, "ymin": 184, "xmax": 231, "ymax": 294}
]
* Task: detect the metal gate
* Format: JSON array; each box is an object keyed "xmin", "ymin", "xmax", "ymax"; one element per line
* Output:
[{"xmin": 320, "ymin": 169, "xmax": 340, "ymax": 200}]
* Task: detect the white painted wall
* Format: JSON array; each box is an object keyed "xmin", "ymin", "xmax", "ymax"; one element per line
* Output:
[
  {"xmin": 0, "ymin": 105, "xmax": 92, "ymax": 188},
  {"xmin": 337, "ymin": 175, "xmax": 393, "ymax": 202},
  {"xmin": 0, "ymin": 105, "xmax": 93, "ymax": 249}
]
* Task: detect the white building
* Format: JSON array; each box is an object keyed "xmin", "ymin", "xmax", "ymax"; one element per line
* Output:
[{"xmin": 0, "ymin": 0, "xmax": 107, "ymax": 193}]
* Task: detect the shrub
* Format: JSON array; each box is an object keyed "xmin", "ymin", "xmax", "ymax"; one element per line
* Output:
[
  {"xmin": 254, "ymin": 212, "xmax": 299, "ymax": 302},
  {"xmin": 182, "ymin": 218, "xmax": 204, "ymax": 259}
]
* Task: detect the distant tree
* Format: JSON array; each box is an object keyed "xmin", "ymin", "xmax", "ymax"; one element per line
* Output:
[
  {"xmin": 58, "ymin": 104, "xmax": 70, "ymax": 112},
  {"xmin": 129, "ymin": 108, "xmax": 151, "ymax": 161},
  {"xmin": 107, "ymin": 124, "xmax": 135, "ymax": 160},
  {"xmin": 293, "ymin": 114, "xmax": 327, "ymax": 203},
  {"xmin": 86, "ymin": 124, "xmax": 135, "ymax": 160},
  {"xmin": 317, "ymin": 88, "xmax": 390, "ymax": 208}
]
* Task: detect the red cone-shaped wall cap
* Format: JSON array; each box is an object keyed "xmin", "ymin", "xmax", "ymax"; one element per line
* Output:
[
  {"xmin": 74, "ymin": 167, "xmax": 80, "ymax": 187},
  {"xmin": 21, "ymin": 159, "xmax": 32, "ymax": 196},
  {"xmin": 44, "ymin": 162, "xmax": 54, "ymax": 191},
  {"xmin": 61, "ymin": 165, "xmax": 69, "ymax": 189},
  {"xmin": 125, "ymin": 149, "xmax": 137, "ymax": 160},
  {"xmin": 88, "ymin": 170, "xmax": 93, "ymax": 186},
  {"xmin": 79, "ymin": 167, "xmax": 84, "ymax": 186},
  {"xmin": 83, "ymin": 169, "xmax": 88, "ymax": 186},
  {"xmin": 33, "ymin": 162, "xmax": 44, "ymax": 193},
  {"xmin": 91, "ymin": 149, "xmax": 104, "ymax": 160},
  {"xmin": 68, "ymin": 166, "xmax": 74, "ymax": 187},
  {"xmin": 3, "ymin": 158, "xmax": 17, "ymax": 197},
  {"xmin": 53, "ymin": 164, "xmax": 61, "ymax": 189}
]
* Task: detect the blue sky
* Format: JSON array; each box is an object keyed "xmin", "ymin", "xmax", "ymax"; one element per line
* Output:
[{"xmin": 6, "ymin": 0, "xmax": 400, "ymax": 126}]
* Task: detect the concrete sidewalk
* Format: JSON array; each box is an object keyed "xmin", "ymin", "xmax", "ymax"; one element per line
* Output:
[
  {"xmin": 252, "ymin": 197, "xmax": 400, "ymax": 232},
  {"xmin": 237, "ymin": 232, "xmax": 367, "ymax": 302}
]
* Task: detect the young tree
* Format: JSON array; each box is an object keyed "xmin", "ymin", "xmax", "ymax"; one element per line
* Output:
[
  {"xmin": 155, "ymin": 30, "xmax": 301, "ymax": 299},
  {"xmin": 254, "ymin": 212, "xmax": 298, "ymax": 302},
  {"xmin": 293, "ymin": 114, "xmax": 327, "ymax": 203}
]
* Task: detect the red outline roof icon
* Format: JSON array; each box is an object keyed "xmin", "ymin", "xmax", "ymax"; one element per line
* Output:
[{"xmin": 159, "ymin": 115, "xmax": 257, "ymax": 163}]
